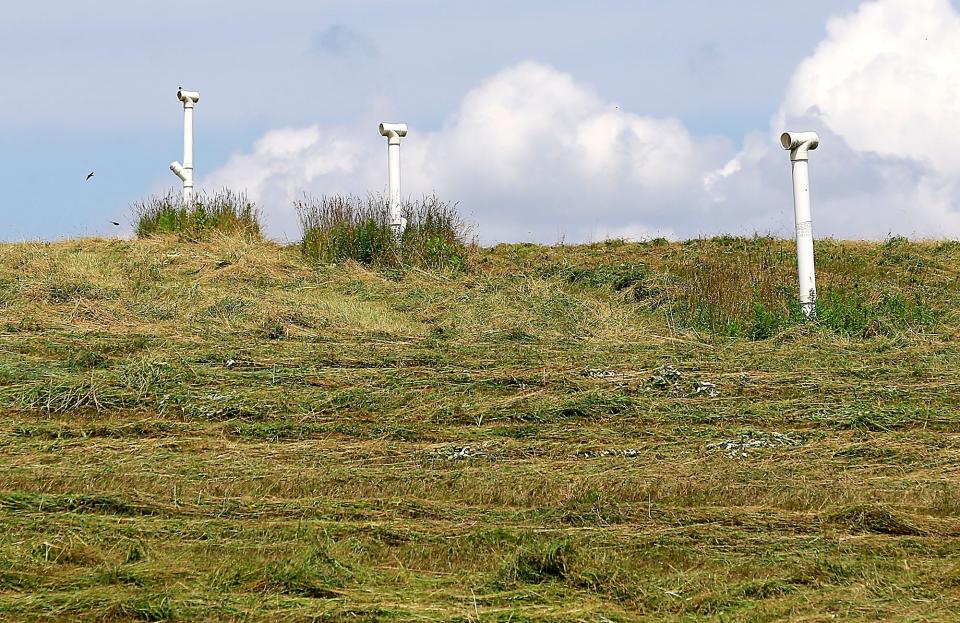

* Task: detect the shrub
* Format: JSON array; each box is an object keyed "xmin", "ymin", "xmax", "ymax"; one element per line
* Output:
[
  {"xmin": 296, "ymin": 194, "xmax": 470, "ymax": 270},
  {"xmin": 133, "ymin": 190, "xmax": 261, "ymax": 240}
]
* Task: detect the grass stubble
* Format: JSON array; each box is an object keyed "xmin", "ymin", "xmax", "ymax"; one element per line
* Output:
[{"xmin": 0, "ymin": 231, "xmax": 958, "ymax": 621}]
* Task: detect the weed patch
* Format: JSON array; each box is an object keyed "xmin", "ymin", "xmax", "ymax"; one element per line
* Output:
[
  {"xmin": 297, "ymin": 194, "xmax": 470, "ymax": 270},
  {"xmin": 133, "ymin": 189, "xmax": 261, "ymax": 239},
  {"xmin": 658, "ymin": 237, "xmax": 939, "ymax": 339}
]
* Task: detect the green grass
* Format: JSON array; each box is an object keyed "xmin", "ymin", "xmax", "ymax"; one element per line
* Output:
[
  {"xmin": 133, "ymin": 189, "xmax": 261, "ymax": 239},
  {"xmin": 297, "ymin": 194, "xmax": 471, "ymax": 270},
  {"xmin": 0, "ymin": 234, "xmax": 958, "ymax": 621},
  {"xmin": 577, "ymin": 236, "xmax": 941, "ymax": 339}
]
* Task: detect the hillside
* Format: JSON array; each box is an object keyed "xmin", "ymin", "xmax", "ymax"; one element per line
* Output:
[{"xmin": 1, "ymin": 235, "xmax": 959, "ymax": 621}]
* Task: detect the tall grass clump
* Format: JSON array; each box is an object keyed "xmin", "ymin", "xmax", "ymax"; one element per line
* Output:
[
  {"xmin": 296, "ymin": 194, "xmax": 470, "ymax": 270},
  {"xmin": 133, "ymin": 190, "xmax": 261, "ymax": 240},
  {"xmin": 661, "ymin": 237, "xmax": 937, "ymax": 340}
]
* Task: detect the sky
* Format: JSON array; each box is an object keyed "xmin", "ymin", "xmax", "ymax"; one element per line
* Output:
[{"xmin": 2, "ymin": 0, "xmax": 959, "ymax": 243}]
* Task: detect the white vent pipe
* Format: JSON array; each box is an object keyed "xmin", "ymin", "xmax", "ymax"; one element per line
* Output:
[
  {"xmin": 781, "ymin": 131, "xmax": 820, "ymax": 319},
  {"xmin": 170, "ymin": 88, "xmax": 200, "ymax": 203},
  {"xmin": 378, "ymin": 122, "xmax": 408, "ymax": 233}
]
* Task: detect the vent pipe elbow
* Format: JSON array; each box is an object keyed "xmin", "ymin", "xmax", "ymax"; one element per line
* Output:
[
  {"xmin": 781, "ymin": 131, "xmax": 820, "ymax": 161},
  {"xmin": 177, "ymin": 89, "xmax": 200, "ymax": 106},
  {"xmin": 170, "ymin": 161, "xmax": 187, "ymax": 181},
  {"xmin": 379, "ymin": 122, "xmax": 408, "ymax": 145}
]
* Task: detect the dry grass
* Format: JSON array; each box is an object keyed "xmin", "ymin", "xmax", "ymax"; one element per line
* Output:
[{"xmin": 0, "ymin": 235, "xmax": 958, "ymax": 621}]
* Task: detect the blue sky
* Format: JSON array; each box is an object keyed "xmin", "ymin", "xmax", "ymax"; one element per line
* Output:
[{"xmin": 2, "ymin": 0, "xmax": 958, "ymax": 242}]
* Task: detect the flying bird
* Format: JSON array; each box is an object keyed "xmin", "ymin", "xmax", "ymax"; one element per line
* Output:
[
  {"xmin": 110, "ymin": 221, "xmax": 120, "ymax": 226},
  {"xmin": 85, "ymin": 171, "xmax": 95, "ymax": 181}
]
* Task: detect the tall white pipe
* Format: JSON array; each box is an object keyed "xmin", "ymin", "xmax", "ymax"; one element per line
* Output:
[
  {"xmin": 170, "ymin": 88, "xmax": 200, "ymax": 203},
  {"xmin": 379, "ymin": 122, "xmax": 408, "ymax": 232},
  {"xmin": 388, "ymin": 142, "xmax": 401, "ymax": 209},
  {"xmin": 781, "ymin": 131, "xmax": 820, "ymax": 319}
]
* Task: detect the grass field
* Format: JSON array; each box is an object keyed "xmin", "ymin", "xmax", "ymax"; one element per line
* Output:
[{"xmin": 0, "ymin": 234, "xmax": 958, "ymax": 621}]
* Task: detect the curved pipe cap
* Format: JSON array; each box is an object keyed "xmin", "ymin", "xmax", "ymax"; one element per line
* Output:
[
  {"xmin": 170, "ymin": 161, "xmax": 188, "ymax": 181},
  {"xmin": 781, "ymin": 131, "xmax": 820, "ymax": 161},
  {"xmin": 379, "ymin": 122, "xmax": 408, "ymax": 145},
  {"xmin": 177, "ymin": 89, "xmax": 200, "ymax": 105}
]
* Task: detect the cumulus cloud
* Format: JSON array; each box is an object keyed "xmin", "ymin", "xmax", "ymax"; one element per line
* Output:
[
  {"xmin": 779, "ymin": 0, "xmax": 960, "ymax": 175},
  {"xmin": 707, "ymin": 121, "xmax": 960, "ymax": 239},
  {"xmin": 204, "ymin": 62, "xmax": 728, "ymax": 242},
  {"xmin": 203, "ymin": 124, "xmax": 379, "ymax": 238},
  {"xmin": 205, "ymin": 0, "xmax": 960, "ymax": 242},
  {"xmin": 403, "ymin": 62, "xmax": 730, "ymax": 241},
  {"xmin": 709, "ymin": 0, "xmax": 960, "ymax": 238}
]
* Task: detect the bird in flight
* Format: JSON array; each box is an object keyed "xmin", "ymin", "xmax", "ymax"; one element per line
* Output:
[
  {"xmin": 110, "ymin": 221, "xmax": 120, "ymax": 226},
  {"xmin": 85, "ymin": 171, "xmax": 95, "ymax": 181}
]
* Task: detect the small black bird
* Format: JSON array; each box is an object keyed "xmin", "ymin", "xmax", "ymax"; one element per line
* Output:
[
  {"xmin": 85, "ymin": 171, "xmax": 95, "ymax": 181},
  {"xmin": 110, "ymin": 221, "xmax": 120, "ymax": 226}
]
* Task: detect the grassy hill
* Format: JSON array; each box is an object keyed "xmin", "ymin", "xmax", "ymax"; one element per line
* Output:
[{"xmin": 0, "ymin": 234, "xmax": 958, "ymax": 621}]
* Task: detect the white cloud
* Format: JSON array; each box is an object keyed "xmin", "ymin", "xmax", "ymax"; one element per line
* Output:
[
  {"xmin": 205, "ymin": 1, "xmax": 960, "ymax": 242},
  {"xmin": 203, "ymin": 61, "xmax": 730, "ymax": 242},
  {"xmin": 709, "ymin": 122, "xmax": 960, "ymax": 239},
  {"xmin": 403, "ymin": 62, "xmax": 734, "ymax": 242},
  {"xmin": 779, "ymin": 0, "xmax": 960, "ymax": 175},
  {"xmin": 709, "ymin": 0, "xmax": 960, "ymax": 239},
  {"xmin": 203, "ymin": 125, "xmax": 377, "ymax": 239},
  {"xmin": 406, "ymin": 63, "xmax": 726, "ymax": 212}
]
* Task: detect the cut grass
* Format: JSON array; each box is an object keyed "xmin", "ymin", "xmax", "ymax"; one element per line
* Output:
[{"xmin": 0, "ymin": 235, "xmax": 958, "ymax": 621}]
